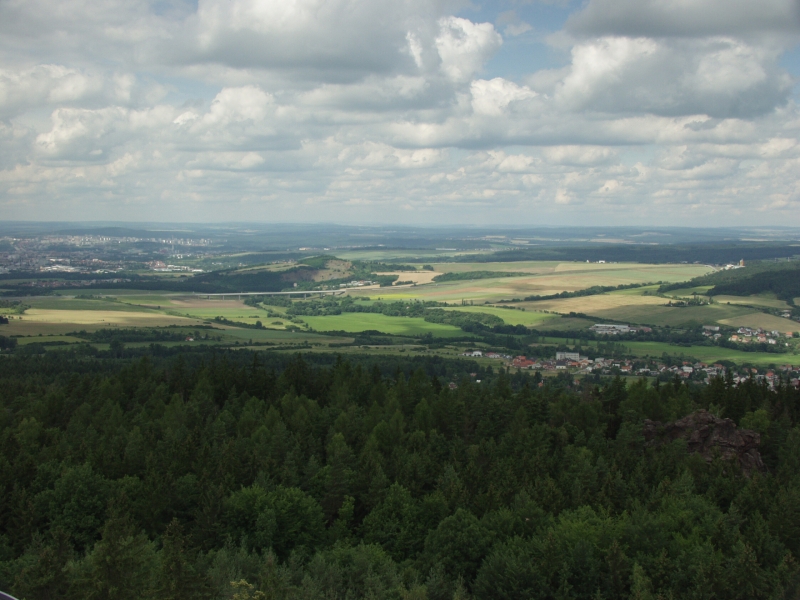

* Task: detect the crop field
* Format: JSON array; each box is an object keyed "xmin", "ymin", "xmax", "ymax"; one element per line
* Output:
[
  {"xmin": 514, "ymin": 289, "xmax": 800, "ymax": 331},
  {"xmin": 301, "ymin": 313, "xmax": 466, "ymax": 337},
  {"xmin": 3, "ymin": 308, "xmax": 201, "ymax": 337},
  {"xmin": 349, "ymin": 262, "xmax": 710, "ymax": 304},
  {"xmin": 517, "ymin": 293, "xmax": 667, "ymax": 315},
  {"xmin": 26, "ymin": 297, "xmax": 155, "ymax": 312}
]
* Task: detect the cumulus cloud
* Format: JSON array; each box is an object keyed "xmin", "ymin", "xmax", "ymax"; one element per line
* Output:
[
  {"xmin": 435, "ymin": 17, "xmax": 503, "ymax": 83},
  {"xmin": 566, "ymin": 0, "xmax": 800, "ymax": 38},
  {"xmin": 0, "ymin": 0, "xmax": 799, "ymax": 225},
  {"xmin": 554, "ymin": 36, "xmax": 793, "ymax": 117}
]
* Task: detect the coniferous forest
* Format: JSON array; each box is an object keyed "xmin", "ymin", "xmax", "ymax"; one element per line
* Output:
[{"xmin": 2, "ymin": 348, "xmax": 800, "ymax": 599}]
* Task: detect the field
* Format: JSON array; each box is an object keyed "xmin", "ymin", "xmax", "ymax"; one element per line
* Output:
[
  {"xmin": 349, "ymin": 262, "xmax": 710, "ymax": 304},
  {"xmin": 514, "ymin": 286, "xmax": 800, "ymax": 332},
  {"xmin": 378, "ymin": 271, "xmax": 442, "ymax": 285},
  {"xmin": 3, "ymin": 259, "xmax": 796, "ymax": 365},
  {"xmin": 441, "ymin": 305, "xmax": 559, "ymax": 327},
  {"xmin": 622, "ymin": 341, "xmax": 798, "ymax": 367},
  {"xmin": 302, "ymin": 313, "xmax": 466, "ymax": 337},
  {"xmin": 713, "ymin": 294, "xmax": 791, "ymax": 310}
]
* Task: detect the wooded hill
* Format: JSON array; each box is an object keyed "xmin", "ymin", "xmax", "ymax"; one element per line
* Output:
[{"xmin": 660, "ymin": 261, "xmax": 800, "ymax": 305}]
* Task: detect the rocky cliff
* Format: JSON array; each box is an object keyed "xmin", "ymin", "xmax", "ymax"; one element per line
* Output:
[{"xmin": 643, "ymin": 409, "xmax": 765, "ymax": 475}]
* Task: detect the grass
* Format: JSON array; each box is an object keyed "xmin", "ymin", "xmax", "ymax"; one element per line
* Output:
[
  {"xmin": 441, "ymin": 305, "xmax": 559, "ymax": 326},
  {"xmin": 621, "ymin": 341, "xmax": 798, "ymax": 367},
  {"xmin": 302, "ymin": 313, "xmax": 466, "ymax": 337},
  {"xmin": 713, "ymin": 294, "xmax": 791, "ymax": 310},
  {"xmin": 16, "ymin": 335, "xmax": 86, "ymax": 345},
  {"xmin": 665, "ymin": 286, "xmax": 714, "ymax": 296},
  {"xmin": 718, "ymin": 312, "xmax": 799, "ymax": 332}
]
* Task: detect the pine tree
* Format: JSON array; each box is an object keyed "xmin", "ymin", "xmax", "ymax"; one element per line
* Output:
[
  {"xmin": 156, "ymin": 519, "xmax": 209, "ymax": 600},
  {"xmin": 72, "ymin": 505, "xmax": 156, "ymax": 600}
]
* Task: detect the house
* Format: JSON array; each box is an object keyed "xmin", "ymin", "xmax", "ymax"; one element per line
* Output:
[
  {"xmin": 591, "ymin": 324, "xmax": 632, "ymax": 335},
  {"xmin": 511, "ymin": 356, "xmax": 536, "ymax": 369}
]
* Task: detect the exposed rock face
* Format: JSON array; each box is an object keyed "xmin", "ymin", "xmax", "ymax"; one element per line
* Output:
[{"xmin": 643, "ymin": 410, "xmax": 765, "ymax": 475}]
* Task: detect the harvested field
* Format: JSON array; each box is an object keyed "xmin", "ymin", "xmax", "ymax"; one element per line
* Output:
[
  {"xmin": 350, "ymin": 263, "xmax": 710, "ymax": 303},
  {"xmin": 517, "ymin": 293, "xmax": 667, "ymax": 314},
  {"xmin": 5, "ymin": 309, "xmax": 199, "ymax": 336}
]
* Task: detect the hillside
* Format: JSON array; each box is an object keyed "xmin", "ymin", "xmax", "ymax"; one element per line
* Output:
[{"xmin": 660, "ymin": 261, "xmax": 800, "ymax": 304}]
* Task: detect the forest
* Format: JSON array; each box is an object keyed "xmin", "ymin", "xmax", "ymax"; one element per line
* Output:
[{"xmin": 2, "ymin": 348, "xmax": 800, "ymax": 599}]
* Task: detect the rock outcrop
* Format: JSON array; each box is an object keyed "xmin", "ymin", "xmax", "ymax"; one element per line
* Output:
[{"xmin": 643, "ymin": 410, "xmax": 765, "ymax": 475}]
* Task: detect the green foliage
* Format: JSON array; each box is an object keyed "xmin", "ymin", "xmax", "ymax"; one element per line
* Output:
[{"xmin": 0, "ymin": 350, "xmax": 799, "ymax": 598}]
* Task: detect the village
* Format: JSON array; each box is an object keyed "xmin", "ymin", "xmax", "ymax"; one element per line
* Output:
[
  {"xmin": 728, "ymin": 327, "xmax": 794, "ymax": 345},
  {"xmin": 462, "ymin": 348, "xmax": 800, "ymax": 390}
]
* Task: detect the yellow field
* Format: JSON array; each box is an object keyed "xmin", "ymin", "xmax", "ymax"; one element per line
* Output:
[
  {"xmin": 19, "ymin": 309, "xmax": 197, "ymax": 326},
  {"xmin": 3, "ymin": 308, "xmax": 201, "ymax": 336},
  {"xmin": 349, "ymin": 263, "xmax": 711, "ymax": 304},
  {"xmin": 516, "ymin": 293, "xmax": 667, "ymax": 314}
]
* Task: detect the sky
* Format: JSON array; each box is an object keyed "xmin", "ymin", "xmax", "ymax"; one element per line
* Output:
[{"xmin": 1, "ymin": 0, "xmax": 799, "ymax": 226}]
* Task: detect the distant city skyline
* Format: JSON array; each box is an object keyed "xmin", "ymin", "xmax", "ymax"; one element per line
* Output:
[{"xmin": 1, "ymin": 0, "xmax": 799, "ymax": 225}]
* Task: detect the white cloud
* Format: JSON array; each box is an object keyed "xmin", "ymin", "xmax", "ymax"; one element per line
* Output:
[
  {"xmin": 471, "ymin": 78, "xmax": 536, "ymax": 116},
  {"xmin": 0, "ymin": 0, "xmax": 799, "ymax": 225},
  {"xmin": 435, "ymin": 17, "xmax": 503, "ymax": 83},
  {"xmin": 555, "ymin": 36, "xmax": 792, "ymax": 117}
]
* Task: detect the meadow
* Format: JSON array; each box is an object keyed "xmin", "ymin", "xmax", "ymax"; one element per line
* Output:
[{"xmin": 622, "ymin": 341, "xmax": 798, "ymax": 367}]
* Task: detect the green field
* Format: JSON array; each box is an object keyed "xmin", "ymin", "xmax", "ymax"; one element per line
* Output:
[
  {"xmin": 622, "ymin": 341, "xmax": 798, "ymax": 366},
  {"xmin": 442, "ymin": 305, "xmax": 559, "ymax": 326},
  {"xmin": 664, "ymin": 286, "xmax": 714, "ymax": 296},
  {"xmin": 302, "ymin": 313, "xmax": 466, "ymax": 337},
  {"xmin": 713, "ymin": 294, "xmax": 791, "ymax": 310}
]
